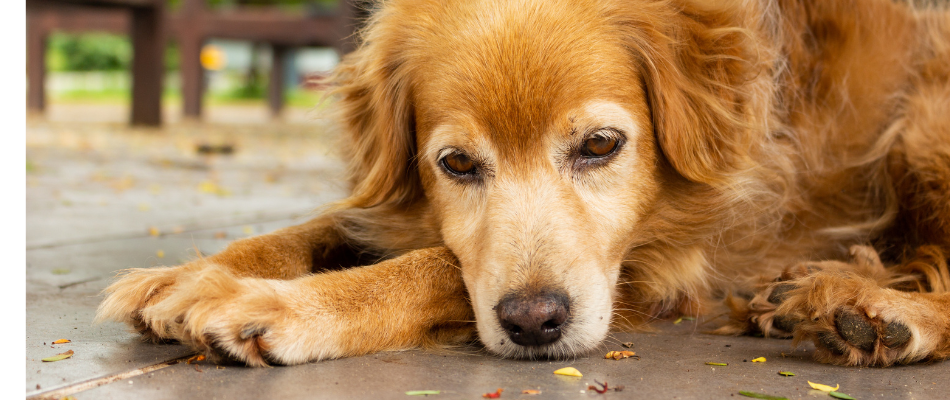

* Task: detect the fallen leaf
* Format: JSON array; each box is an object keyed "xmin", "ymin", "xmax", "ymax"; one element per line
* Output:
[
  {"xmin": 705, "ymin": 362, "xmax": 728, "ymax": 366},
  {"xmin": 778, "ymin": 371, "xmax": 795, "ymax": 377},
  {"xmin": 674, "ymin": 317, "xmax": 683, "ymax": 324},
  {"xmin": 829, "ymin": 392, "xmax": 856, "ymax": 400},
  {"xmin": 482, "ymin": 388, "xmax": 503, "ymax": 398},
  {"xmin": 148, "ymin": 226, "xmax": 161, "ymax": 237},
  {"xmin": 52, "ymin": 339, "xmax": 71, "ymax": 344},
  {"xmin": 738, "ymin": 390, "xmax": 788, "ymax": 400},
  {"xmin": 186, "ymin": 354, "xmax": 206, "ymax": 364},
  {"xmin": 808, "ymin": 381, "xmax": 840, "ymax": 392},
  {"xmin": 751, "ymin": 357, "xmax": 766, "ymax": 362},
  {"xmin": 405, "ymin": 390, "xmax": 440, "ymax": 396},
  {"xmin": 156, "ymin": 250, "xmax": 165, "ymax": 258},
  {"xmin": 42, "ymin": 350, "xmax": 74, "ymax": 362},
  {"xmin": 553, "ymin": 367, "xmax": 583, "ymax": 377},
  {"xmin": 605, "ymin": 350, "xmax": 639, "ymax": 360},
  {"xmin": 521, "ymin": 389, "xmax": 541, "ymax": 395}
]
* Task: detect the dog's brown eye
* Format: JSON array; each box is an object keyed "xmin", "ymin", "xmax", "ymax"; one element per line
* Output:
[
  {"xmin": 582, "ymin": 136, "xmax": 618, "ymax": 157},
  {"xmin": 442, "ymin": 153, "xmax": 475, "ymax": 175}
]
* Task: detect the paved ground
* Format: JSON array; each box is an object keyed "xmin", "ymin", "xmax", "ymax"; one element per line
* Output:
[{"xmin": 25, "ymin": 103, "xmax": 949, "ymax": 399}]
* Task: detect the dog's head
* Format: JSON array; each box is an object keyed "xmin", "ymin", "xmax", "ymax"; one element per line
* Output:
[{"xmin": 332, "ymin": 0, "xmax": 762, "ymax": 358}]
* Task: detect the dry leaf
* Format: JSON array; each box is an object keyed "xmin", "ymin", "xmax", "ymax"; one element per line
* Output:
[
  {"xmin": 186, "ymin": 354, "xmax": 206, "ymax": 364},
  {"xmin": 807, "ymin": 381, "xmax": 840, "ymax": 392},
  {"xmin": 605, "ymin": 350, "xmax": 638, "ymax": 360},
  {"xmin": 521, "ymin": 390, "xmax": 541, "ymax": 395},
  {"xmin": 482, "ymin": 388, "xmax": 503, "ymax": 398},
  {"xmin": 42, "ymin": 350, "xmax": 74, "ymax": 362},
  {"xmin": 751, "ymin": 357, "xmax": 766, "ymax": 362},
  {"xmin": 52, "ymin": 339, "xmax": 71, "ymax": 344},
  {"xmin": 553, "ymin": 367, "xmax": 583, "ymax": 377}
]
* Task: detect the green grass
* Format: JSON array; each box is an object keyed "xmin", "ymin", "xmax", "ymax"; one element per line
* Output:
[{"xmin": 50, "ymin": 87, "xmax": 326, "ymax": 109}]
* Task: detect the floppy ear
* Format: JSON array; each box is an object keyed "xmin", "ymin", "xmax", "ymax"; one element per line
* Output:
[
  {"xmin": 623, "ymin": 2, "xmax": 765, "ymax": 184},
  {"xmin": 328, "ymin": 35, "xmax": 419, "ymax": 208}
]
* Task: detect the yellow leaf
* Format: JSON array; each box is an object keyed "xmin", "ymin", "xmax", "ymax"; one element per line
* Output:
[
  {"xmin": 42, "ymin": 350, "xmax": 74, "ymax": 362},
  {"xmin": 52, "ymin": 339, "xmax": 71, "ymax": 344},
  {"xmin": 751, "ymin": 357, "xmax": 766, "ymax": 362},
  {"xmin": 808, "ymin": 381, "xmax": 840, "ymax": 392},
  {"xmin": 553, "ymin": 367, "xmax": 583, "ymax": 377}
]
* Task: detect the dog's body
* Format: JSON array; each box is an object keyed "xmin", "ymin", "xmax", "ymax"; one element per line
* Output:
[{"xmin": 98, "ymin": 0, "xmax": 950, "ymax": 367}]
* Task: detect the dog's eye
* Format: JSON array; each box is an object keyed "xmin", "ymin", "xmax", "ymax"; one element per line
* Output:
[
  {"xmin": 442, "ymin": 153, "xmax": 476, "ymax": 175},
  {"xmin": 581, "ymin": 136, "xmax": 618, "ymax": 157}
]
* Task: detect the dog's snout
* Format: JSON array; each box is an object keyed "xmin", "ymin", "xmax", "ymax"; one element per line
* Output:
[{"xmin": 495, "ymin": 292, "xmax": 570, "ymax": 347}]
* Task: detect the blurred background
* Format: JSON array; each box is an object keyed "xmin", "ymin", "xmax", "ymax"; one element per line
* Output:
[{"xmin": 26, "ymin": 0, "xmax": 366, "ymax": 124}]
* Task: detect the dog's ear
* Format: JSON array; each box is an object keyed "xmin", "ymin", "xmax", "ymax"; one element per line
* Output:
[
  {"xmin": 623, "ymin": 2, "xmax": 765, "ymax": 184},
  {"xmin": 328, "ymin": 38, "xmax": 419, "ymax": 208}
]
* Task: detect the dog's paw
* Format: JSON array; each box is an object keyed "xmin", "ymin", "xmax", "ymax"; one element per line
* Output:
[
  {"xmin": 96, "ymin": 264, "xmax": 199, "ymax": 343},
  {"xmin": 139, "ymin": 267, "xmax": 342, "ymax": 366},
  {"xmin": 764, "ymin": 271, "xmax": 947, "ymax": 366}
]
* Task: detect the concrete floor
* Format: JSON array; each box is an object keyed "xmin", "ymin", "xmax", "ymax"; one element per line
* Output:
[{"xmin": 25, "ymin": 105, "xmax": 950, "ymax": 399}]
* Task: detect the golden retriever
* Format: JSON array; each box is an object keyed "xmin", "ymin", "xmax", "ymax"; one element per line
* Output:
[{"xmin": 97, "ymin": 0, "xmax": 950, "ymax": 367}]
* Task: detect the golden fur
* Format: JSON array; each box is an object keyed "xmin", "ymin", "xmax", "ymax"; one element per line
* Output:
[{"xmin": 98, "ymin": 0, "xmax": 950, "ymax": 367}]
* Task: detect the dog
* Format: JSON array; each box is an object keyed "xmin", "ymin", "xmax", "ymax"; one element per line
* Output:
[{"xmin": 97, "ymin": 0, "xmax": 950, "ymax": 368}]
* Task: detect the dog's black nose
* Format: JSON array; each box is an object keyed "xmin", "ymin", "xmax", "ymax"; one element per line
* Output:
[{"xmin": 495, "ymin": 292, "xmax": 569, "ymax": 347}]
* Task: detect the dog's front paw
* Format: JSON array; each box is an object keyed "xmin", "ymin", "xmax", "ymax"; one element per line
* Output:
[
  {"xmin": 96, "ymin": 264, "xmax": 200, "ymax": 343},
  {"xmin": 767, "ymin": 272, "xmax": 946, "ymax": 366},
  {"xmin": 140, "ymin": 268, "xmax": 341, "ymax": 366}
]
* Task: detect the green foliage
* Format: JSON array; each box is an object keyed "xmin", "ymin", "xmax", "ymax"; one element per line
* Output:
[{"xmin": 47, "ymin": 33, "xmax": 131, "ymax": 72}]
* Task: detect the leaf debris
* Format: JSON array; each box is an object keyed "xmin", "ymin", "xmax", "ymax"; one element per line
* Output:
[
  {"xmin": 751, "ymin": 357, "xmax": 766, "ymax": 362},
  {"xmin": 808, "ymin": 381, "xmax": 840, "ymax": 392},
  {"xmin": 778, "ymin": 371, "xmax": 795, "ymax": 377},
  {"xmin": 482, "ymin": 388, "xmax": 503, "ymax": 398},
  {"xmin": 829, "ymin": 392, "xmax": 856, "ymax": 400},
  {"xmin": 705, "ymin": 362, "xmax": 728, "ymax": 366},
  {"xmin": 738, "ymin": 390, "xmax": 788, "ymax": 400},
  {"xmin": 405, "ymin": 390, "xmax": 440, "ymax": 396},
  {"xmin": 42, "ymin": 350, "xmax": 74, "ymax": 362},
  {"xmin": 52, "ymin": 339, "xmax": 71, "ymax": 344},
  {"xmin": 521, "ymin": 389, "xmax": 541, "ymax": 395},
  {"xmin": 605, "ymin": 350, "xmax": 639, "ymax": 360},
  {"xmin": 553, "ymin": 367, "xmax": 583, "ymax": 377}
]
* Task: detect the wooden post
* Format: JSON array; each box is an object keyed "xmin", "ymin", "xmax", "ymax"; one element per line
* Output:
[
  {"xmin": 26, "ymin": 10, "xmax": 48, "ymax": 114},
  {"xmin": 268, "ymin": 45, "xmax": 288, "ymax": 118},
  {"xmin": 129, "ymin": 3, "xmax": 164, "ymax": 126},
  {"xmin": 179, "ymin": 0, "xmax": 204, "ymax": 119}
]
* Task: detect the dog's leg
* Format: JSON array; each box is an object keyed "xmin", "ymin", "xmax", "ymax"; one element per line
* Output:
[
  {"xmin": 96, "ymin": 213, "xmax": 417, "ymax": 343},
  {"xmin": 746, "ymin": 245, "xmax": 950, "ymax": 366},
  {"xmin": 131, "ymin": 247, "xmax": 473, "ymax": 366}
]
